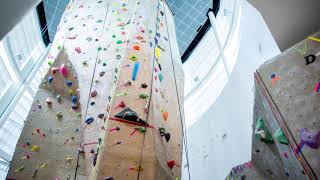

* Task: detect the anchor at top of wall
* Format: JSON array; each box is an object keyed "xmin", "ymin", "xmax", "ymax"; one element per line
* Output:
[{"xmin": 159, "ymin": 127, "xmax": 170, "ymax": 142}]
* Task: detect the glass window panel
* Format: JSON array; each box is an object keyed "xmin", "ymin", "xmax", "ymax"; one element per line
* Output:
[{"xmin": 0, "ymin": 56, "xmax": 12, "ymax": 98}]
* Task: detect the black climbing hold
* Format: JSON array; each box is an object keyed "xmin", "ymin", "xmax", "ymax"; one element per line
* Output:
[
  {"xmin": 98, "ymin": 113, "xmax": 104, "ymax": 118},
  {"xmin": 164, "ymin": 133, "xmax": 170, "ymax": 142},
  {"xmin": 85, "ymin": 117, "xmax": 94, "ymax": 125},
  {"xmin": 103, "ymin": 62, "xmax": 107, "ymax": 66},
  {"xmin": 90, "ymin": 102, "xmax": 95, "ymax": 105},
  {"xmin": 115, "ymin": 107, "xmax": 147, "ymax": 125},
  {"xmin": 141, "ymin": 83, "xmax": 148, "ymax": 88},
  {"xmin": 99, "ymin": 71, "xmax": 105, "ymax": 77},
  {"xmin": 93, "ymin": 153, "xmax": 98, "ymax": 166},
  {"xmin": 304, "ymin": 54, "xmax": 316, "ymax": 65}
]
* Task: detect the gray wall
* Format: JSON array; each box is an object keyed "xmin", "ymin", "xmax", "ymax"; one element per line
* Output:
[
  {"xmin": 0, "ymin": 0, "xmax": 41, "ymax": 41},
  {"xmin": 249, "ymin": 0, "xmax": 320, "ymax": 51}
]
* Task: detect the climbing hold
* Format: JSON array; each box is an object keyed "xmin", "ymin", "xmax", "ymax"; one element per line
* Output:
[
  {"xmin": 85, "ymin": 117, "xmax": 94, "ymax": 125},
  {"xmin": 98, "ymin": 113, "xmax": 105, "ymax": 118},
  {"xmin": 158, "ymin": 73, "xmax": 164, "ymax": 82},
  {"xmin": 129, "ymin": 165, "xmax": 143, "ymax": 171},
  {"xmin": 270, "ymin": 73, "xmax": 280, "ymax": 86},
  {"xmin": 133, "ymin": 45, "xmax": 140, "ymax": 50},
  {"xmin": 155, "ymin": 47, "xmax": 161, "ymax": 59},
  {"xmin": 123, "ymin": 80, "xmax": 132, "ymax": 86},
  {"xmin": 130, "ymin": 55, "xmax": 137, "ymax": 61},
  {"xmin": 48, "ymin": 76, "xmax": 53, "ymax": 84},
  {"xmin": 314, "ymin": 80, "xmax": 320, "ymax": 93},
  {"xmin": 66, "ymin": 80, "xmax": 73, "ymax": 87},
  {"xmin": 71, "ymin": 95, "xmax": 77, "ymax": 104},
  {"xmin": 167, "ymin": 160, "xmax": 175, "ymax": 169},
  {"xmin": 109, "ymin": 127, "xmax": 120, "ymax": 132},
  {"xmin": 56, "ymin": 112, "xmax": 63, "ymax": 120},
  {"xmin": 82, "ymin": 61, "xmax": 88, "ymax": 66},
  {"xmin": 90, "ymin": 102, "xmax": 95, "ymax": 105},
  {"xmin": 51, "ymin": 67, "xmax": 58, "ymax": 74},
  {"xmin": 132, "ymin": 62, "xmax": 140, "ymax": 81},
  {"xmin": 59, "ymin": 64, "xmax": 68, "ymax": 77},
  {"xmin": 114, "ymin": 101, "xmax": 126, "ymax": 109},
  {"xmin": 68, "ymin": 89, "xmax": 75, "ymax": 95},
  {"xmin": 255, "ymin": 116, "xmax": 274, "ymax": 143},
  {"xmin": 162, "ymin": 111, "xmax": 169, "ymax": 121},
  {"xmin": 46, "ymin": 98, "xmax": 52, "ymax": 105},
  {"xmin": 99, "ymin": 71, "xmax": 105, "ymax": 77},
  {"xmin": 116, "ymin": 40, "xmax": 123, "ymax": 44},
  {"xmin": 57, "ymin": 95, "xmax": 62, "ymax": 103},
  {"xmin": 159, "ymin": 127, "xmax": 170, "ymax": 142},
  {"xmin": 141, "ymin": 83, "xmax": 148, "ymax": 88},
  {"xmin": 40, "ymin": 163, "xmax": 47, "ymax": 169},
  {"xmin": 15, "ymin": 165, "xmax": 25, "ymax": 172},
  {"xmin": 116, "ymin": 91, "xmax": 128, "ymax": 97},
  {"xmin": 138, "ymin": 93, "xmax": 149, "ymax": 99},
  {"xmin": 48, "ymin": 60, "xmax": 53, "ymax": 66},
  {"xmin": 274, "ymin": 128, "xmax": 288, "ymax": 145},
  {"xmin": 31, "ymin": 145, "xmax": 40, "ymax": 152},
  {"xmin": 75, "ymin": 47, "xmax": 81, "ymax": 53},
  {"xmin": 72, "ymin": 104, "xmax": 77, "ymax": 111},
  {"xmin": 91, "ymin": 90, "xmax": 97, "ymax": 97},
  {"xmin": 298, "ymin": 128, "xmax": 320, "ymax": 150}
]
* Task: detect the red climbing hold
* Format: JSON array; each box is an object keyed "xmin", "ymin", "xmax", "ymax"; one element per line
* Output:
[
  {"xmin": 114, "ymin": 101, "xmax": 126, "ymax": 109},
  {"xmin": 91, "ymin": 90, "xmax": 97, "ymax": 97},
  {"xmin": 167, "ymin": 159, "xmax": 175, "ymax": 169}
]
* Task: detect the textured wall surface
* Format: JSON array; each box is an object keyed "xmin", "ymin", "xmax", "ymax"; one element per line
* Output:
[{"xmin": 6, "ymin": 0, "xmax": 184, "ymax": 179}]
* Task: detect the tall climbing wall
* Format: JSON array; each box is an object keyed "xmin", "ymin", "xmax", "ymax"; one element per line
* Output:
[
  {"xmin": 226, "ymin": 32, "xmax": 320, "ymax": 180},
  {"xmin": 6, "ymin": 0, "xmax": 184, "ymax": 179}
]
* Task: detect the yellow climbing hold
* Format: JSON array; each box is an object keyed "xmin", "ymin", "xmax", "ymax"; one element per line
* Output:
[
  {"xmin": 40, "ymin": 163, "xmax": 47, "ymax": 169},
  {"xmin": 155, "ymin": 47, "xmax": 161, "ymax": 59},
  {"xmin": 308, "ymin": 36, "xmax": 320, "ymax": 43},
  {"xmin": 31, "ymin": 145, "xmax": 40, "ymax": 152},
  {"xmin": 15, "ymin": 165, "xmax": 25, "ymax": 172}
]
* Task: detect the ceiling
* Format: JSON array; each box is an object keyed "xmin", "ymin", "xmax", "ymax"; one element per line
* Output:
[{"xmin": 249, "ymin": 0, "xmax": 320, "ymax": 51}]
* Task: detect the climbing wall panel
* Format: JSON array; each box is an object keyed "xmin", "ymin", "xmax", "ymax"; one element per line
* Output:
[
  {"xmin": 226, "ymin": 31, "xmax": 320, "ymax": 179},
  {"xmin": 7, "ymin": 0, "xmax": 183, "ymax": 179}
]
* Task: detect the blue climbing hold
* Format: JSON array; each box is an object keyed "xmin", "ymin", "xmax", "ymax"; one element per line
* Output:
[
  {"xmin": 85, "ymin": 117, "xmax": 94, "ymax": 125},
  {"xmin": 71, "ymin": 95, "xmax": 77, "ymax": 104},
  {"xmin": 48, "ymin": 76, "xmax": 53, "ymax": 84},
  {"xmin": 132, "ymin": 62, "xmax": 140, "ymax": 81},
  {"xmin": 66, "ymin": 80, "xmax": 73, "ymax": 87},
  {"xmin": 158, "ymin": 73, "xmax": 164, "ymax": 82}
]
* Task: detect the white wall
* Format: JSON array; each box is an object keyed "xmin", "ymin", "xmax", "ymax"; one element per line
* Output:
[{"xmin": 182, "ymin": 1, "xmax": 280, "ymax": 179}]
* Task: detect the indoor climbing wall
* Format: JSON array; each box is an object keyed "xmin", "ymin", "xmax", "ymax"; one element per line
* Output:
[
  {"xmin": 7, "ymin": 0, "xmax": 183, "ymax": 179},
  {"xmin": 226, "ymin": 32, "xmax": 320, "ymax": 179}
]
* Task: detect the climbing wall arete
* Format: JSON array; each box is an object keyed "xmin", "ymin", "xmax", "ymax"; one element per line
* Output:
[{"xmin": 7, "ymin": 0, "xmax": 184, "ymax": 179}]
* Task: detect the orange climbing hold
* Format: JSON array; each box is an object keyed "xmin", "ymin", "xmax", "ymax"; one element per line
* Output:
[
  {"xmin": 133, "ymin": 45, "xmax": 140, "ymax": 51},
  {"xmin": 162, "ymin": 111, "xmax": 168, "ymax": 121},
  {"xmin": 129, "ymin": 165, "xmax": 143, "ymax": 172}
]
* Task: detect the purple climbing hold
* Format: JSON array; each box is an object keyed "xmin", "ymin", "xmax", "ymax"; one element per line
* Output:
[
  {"xmin": 300, "ymin": 128, "xmax": 320, "ymax": 149},
  {"xmin": 98, "ymin": 113, "xmax": 104, "ymax": 118},
  {"xmin": 91, "ymin": 90, "xmax": 97, "ymax": 97}
]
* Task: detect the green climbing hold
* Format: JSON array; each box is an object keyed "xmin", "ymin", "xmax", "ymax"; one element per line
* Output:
[
  {"xmin": 130, "ymin": 55, "xmax": 137, "ymax": 61},
  {"xmin": 97, "ymin": 47, "xmax": 102, "ymax": 51},
  {"xmin": 135, "ymin": 127, "xmax": 146, "ymax": 133},
  {"xmin": 116, "ymin": 91, "xmax": 128, "ymax": 97},
  {"xmin": 48, "ymin": 61, "xmax": 53, "ymax": 66},
  {"xmin": 57, "ymin": 45, "xmax": 63, "ymax": 50},
  {"xmin": 82, "ymin": 61, "xmax": 88, "ymax": 66},
  {"xmin": 274, "ymin": 128, "xmax": 288, "ymax": 145},
  {"xmin": 255, "ymin": 116, "xmax": 274, "ymax": 143},
  {"xmin": 116, "ymin": 40, "xmax": 123, "ymax": 44},
  {"xmin": 139, "ymin": 93, "xmax": 149, "ymax": 99},
  {"xmin": 112, "ymin": 35, "xmax": 116, "ymax": 38}
]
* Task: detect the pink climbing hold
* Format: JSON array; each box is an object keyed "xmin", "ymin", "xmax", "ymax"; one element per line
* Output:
[
  {"xmin": 75, "ymin": 47, "xmax": 81, "ymax": 53},
  {"xmin": 114, "ymin": 101, "xmax": 126, "ymax": 109},
  {"xmin": 59, "ymin": 64, "xmax": 68, "ymax": 77},
  {"xmin": 91, "ymin": 90, "xmax": 97, "ymax": 97}
]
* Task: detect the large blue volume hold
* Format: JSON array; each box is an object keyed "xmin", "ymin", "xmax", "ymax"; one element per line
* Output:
[{"xmin": 132, "ymin": 62, "xmax": 140, "ymax": 81}]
